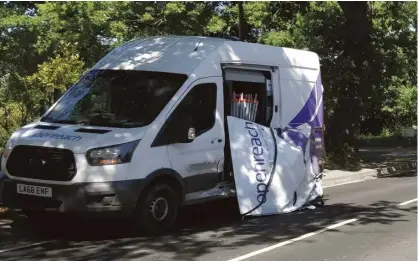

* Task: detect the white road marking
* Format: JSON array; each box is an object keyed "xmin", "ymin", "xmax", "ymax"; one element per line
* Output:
[
  {"xmin": 226, "ymin": 218, "xmax": 359, "ymax": 261},
  {"xmin": 0, "ymin": 220, "xmax": 11, "ymax": 226},
  {"xmin": 129, "ymin": 249, "xmax": 150, "ymax": 255},
  {"xmin": 398, "ymin": 198, "xmax": 418, "ymax": 206},
  {"xmin": 0, "ymin": 241, "xmax": 51, "ymax": 254},
  {"xmin": 323, "ymin": 179, "xmax": 375, "ymax": 188}
]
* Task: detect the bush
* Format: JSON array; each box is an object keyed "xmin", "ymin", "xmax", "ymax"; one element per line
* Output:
[{"xmin": 324, "ymin": 142, "xmax": 361, "ymax": 171}]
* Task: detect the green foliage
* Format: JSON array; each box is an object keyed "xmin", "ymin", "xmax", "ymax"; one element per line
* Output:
[
  {"xmin": 26, "ymin": 42, "xmax": 85, "ymax": 105},
  {"xmin": 358, "ymin": 130, "xmax": 417, "ymax": 148},
  {"xmin": 366, "ymin": 1, "xmax": 418, "ymax": 133},
  {"xmin": 382, "ymin": 81, "xmax": 417, "ymax": 128},
  {"xmin": 260, "ymin": 31, "xmax": 295, "ymax": 48}
]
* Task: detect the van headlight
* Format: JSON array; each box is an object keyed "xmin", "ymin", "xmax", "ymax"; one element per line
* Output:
[
  {"xmin": 86, "ymin": 140, "xmax": 140, "ymax": 166},
  {"xmin": 3, "ymin": 139, "xmax": 15, "ymax": 158}
]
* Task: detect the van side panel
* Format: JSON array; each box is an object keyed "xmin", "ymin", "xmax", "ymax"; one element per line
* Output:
[
  {"xmin": 280, "ymin": 67, "xmax": 319, "ymax": 127},
  {"xmin": 279, "ymin": 67, "xmax": 324, "ymax": 158},
  {"xmin": 312, "ymin": 73, "xmax": 325, "ymax": 159},
  {"xmin": 218, "ymin": 41, "xmax": 320, "ymax": 69}
]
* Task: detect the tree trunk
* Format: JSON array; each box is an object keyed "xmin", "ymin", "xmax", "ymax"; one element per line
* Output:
[
  {"xmin": 238, "ymin": 2, "xmax": 246, "ymax": 41},
  {"xmin": 327, "ymin": 2, "xmax": 374, "ymax": 154}
]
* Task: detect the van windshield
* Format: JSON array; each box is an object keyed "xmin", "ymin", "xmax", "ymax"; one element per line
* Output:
[{"xmin": 41, "ymin": 70, "xmax": 188, "ymax": 128}]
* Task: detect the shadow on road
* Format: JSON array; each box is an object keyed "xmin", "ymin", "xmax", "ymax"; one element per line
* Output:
[
  {"xmin": 326, "ymin": 147, "xmax": 417, "ymax": 171},
  {"xmin": 359, "ymin": 147, "xmax": 416, "ymax": 169},
  {"xmin": 377, "ymin": 172, "xmax": 417, "ymax": 179},
  {"xmin": 0, "ymin": 195, "xmax": 416, "ymax": 261}
]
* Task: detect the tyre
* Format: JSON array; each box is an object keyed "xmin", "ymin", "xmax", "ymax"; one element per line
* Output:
[{"xmin": 132, "ymin": 183, "xmax": 180, "ymax": 236}]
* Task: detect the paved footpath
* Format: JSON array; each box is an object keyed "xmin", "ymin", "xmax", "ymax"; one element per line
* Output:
[
  {"xmin": 0, "ymin": 172, "xmax": 416, "ymax": 261},
  {"xmin": 322, "ymin": 146, "xmax": 416, "ymax": 187}
]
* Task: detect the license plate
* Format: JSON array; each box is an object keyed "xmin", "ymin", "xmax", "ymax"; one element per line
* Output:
[{"xmin": 17, "ymin": 184, "xmax": 52, "ymax": 198}]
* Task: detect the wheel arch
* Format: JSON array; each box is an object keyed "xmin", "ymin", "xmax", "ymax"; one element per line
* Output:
[{"xmin": 140, "ymin": 168, "xmax": 186, "ymax": 203}]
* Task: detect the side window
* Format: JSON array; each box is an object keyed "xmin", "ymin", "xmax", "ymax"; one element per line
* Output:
[
  {"xmin": 177, "ymin": 83, "xmax": 217, "ymax": 136},
  {"xmin": 153, "ymin": 83, "xmax": 217, "ymax": 146}
]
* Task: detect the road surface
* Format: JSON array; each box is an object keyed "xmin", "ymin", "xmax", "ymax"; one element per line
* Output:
[{"xmin": 0, "ymin": 172, "xmax": 416, "ymax": 261}]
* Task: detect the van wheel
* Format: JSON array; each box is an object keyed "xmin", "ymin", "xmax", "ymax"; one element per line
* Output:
[{"xmin": 132, "ymin": 183, "xmax": 179, "ymax": 235}]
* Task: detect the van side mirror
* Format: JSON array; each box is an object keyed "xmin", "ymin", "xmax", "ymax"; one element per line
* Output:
[
  {"xmin": 175, "ymin": 127, "xmax": 195, "ymax": 144},
  {"xmin": 188, "ymin": 127, "xmax": 196, "ymax": 141}
]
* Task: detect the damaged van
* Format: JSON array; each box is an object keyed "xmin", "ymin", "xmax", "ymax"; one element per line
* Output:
[{"xmin": 1, "ymin": 36, "xmax": 325, "ymax": 234}]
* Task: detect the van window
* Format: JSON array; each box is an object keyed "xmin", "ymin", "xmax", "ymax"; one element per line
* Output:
[
  {"xmin": 223, "ymin": 68, "xmax": 271, "ymax": 126},
  {"xmin": 154, "ymin": 83, "xmax": 217, "ymax": 146},
  {"xmin": 175, "ymin": 83, "xmax": 217, "ymax": 136},
  {"xmin": 41, "ymin": 70, "xmax": 188, "ymax": 128}
]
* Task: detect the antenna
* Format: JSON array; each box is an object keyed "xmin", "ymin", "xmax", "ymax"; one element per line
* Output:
[{"xmin": 193, "ymin": 41, "xmax": 202, "ymax": 52}]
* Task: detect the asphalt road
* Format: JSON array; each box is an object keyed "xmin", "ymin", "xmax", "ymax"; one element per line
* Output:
[{"xmin": 0, "ymin": 172, "xmax": 416, "ymax": 261}]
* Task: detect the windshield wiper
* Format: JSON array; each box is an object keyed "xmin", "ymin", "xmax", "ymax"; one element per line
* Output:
[
  {"xmin": 117, "ymin": 119, "xmax": 145, "ymax": 127},
  {"xmin": 89, "ymin": 122, "xmax": 144, "ymax": 128},
  {"xmin": 85, "ymin": 118, "xmax": 144, "ymax": 128},
  {"xmin": 41, "ymin": 119, "xmax": 88, "ymax": 125}
]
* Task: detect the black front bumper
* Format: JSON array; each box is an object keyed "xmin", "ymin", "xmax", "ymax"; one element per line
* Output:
[{"xmin": 1, "ymin": 178, "xmax": 145, "ymax": 218}]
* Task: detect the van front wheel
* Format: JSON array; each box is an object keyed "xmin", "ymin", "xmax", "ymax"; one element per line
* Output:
[{"xmin": 132, "ymin": 183, "xmax": 179, "ymax": 235}]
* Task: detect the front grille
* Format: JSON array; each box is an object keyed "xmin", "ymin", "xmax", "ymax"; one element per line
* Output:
[{"xmin": 6, "ymin": 145, "xmax": 77, "ymax": 181}]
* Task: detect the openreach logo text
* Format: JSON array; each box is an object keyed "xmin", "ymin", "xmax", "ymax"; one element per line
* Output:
[{"xmin": 245, "ymin": 121, "xmax": 270, "ymax": 204}]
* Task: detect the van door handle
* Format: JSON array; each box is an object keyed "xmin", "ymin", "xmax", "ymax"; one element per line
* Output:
[{"xmin": 211, "ymin": 138, "xmax": 223, "ymax": 144}]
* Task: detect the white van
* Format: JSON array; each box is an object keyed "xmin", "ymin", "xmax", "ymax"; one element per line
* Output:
[{"xmin": 1, "ymin": 36, "xmax": 324, "ymax": 234}]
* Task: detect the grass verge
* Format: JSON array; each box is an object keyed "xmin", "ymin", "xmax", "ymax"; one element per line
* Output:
[{"xmin": 357, "ymin": 133, "xmax": 417, "ymax": 148}]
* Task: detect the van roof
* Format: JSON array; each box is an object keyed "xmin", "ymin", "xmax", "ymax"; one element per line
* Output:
[{"xmin": 92, "ymin": 36, "xmax": 320, "ymax": 75}]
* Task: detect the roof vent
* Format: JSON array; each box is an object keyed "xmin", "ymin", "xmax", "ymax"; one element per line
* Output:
[{"xmin": 34, "ymin": 125, "xmax": 61, "ymax": 130}]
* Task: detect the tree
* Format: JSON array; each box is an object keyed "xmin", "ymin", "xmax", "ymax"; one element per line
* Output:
[
  {"xmin": 26, "ymin": 42, "xmax": 85, "ymax": 106},
  {"xmin": 323, "ymin": 1, "xmax": 376, "ymax": 152},
  {"xmin": 371, "ymin": 2, "xmax": 417, "ymax": 131}
]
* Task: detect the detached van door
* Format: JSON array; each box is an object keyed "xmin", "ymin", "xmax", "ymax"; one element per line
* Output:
[{"xmin": 163, "ymin": 77, "xmax": 225, "ymax": 194}]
